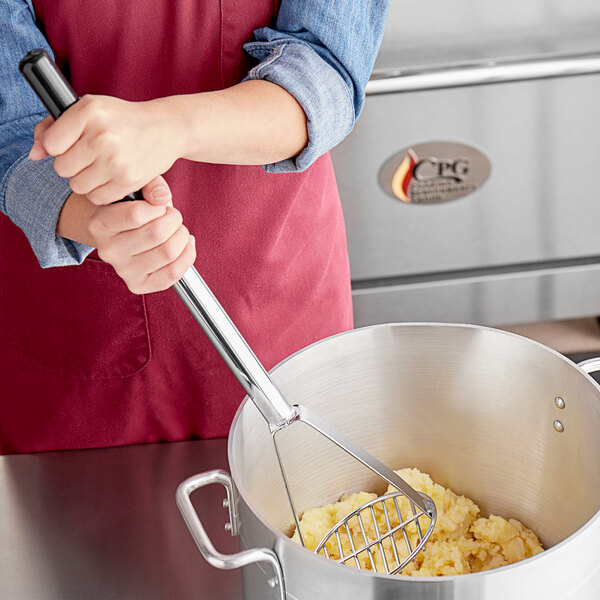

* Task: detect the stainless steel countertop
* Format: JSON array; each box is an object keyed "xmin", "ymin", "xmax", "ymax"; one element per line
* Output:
[{"xmin": 0, "ymin": 439, "xmax": 242, "ymax": 599}]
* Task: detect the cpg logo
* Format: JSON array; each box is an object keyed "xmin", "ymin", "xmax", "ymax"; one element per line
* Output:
[
  {"xmin": 380, "ymin": 142, "xmax": 490, "ymax": 204},
  {"xmin": 414, "ymin": 156, "xmax": 470, "ymax": 182}
]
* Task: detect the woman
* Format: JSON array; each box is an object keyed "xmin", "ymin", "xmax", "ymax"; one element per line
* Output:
[{"xmin": 0, "ymin": 0, "xmax": 389, "ymax": 454}]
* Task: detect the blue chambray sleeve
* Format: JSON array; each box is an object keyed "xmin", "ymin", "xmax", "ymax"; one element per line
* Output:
[
  {"xmin": 0, "ymin": 0, "xmax": 93, "ymax": 268},
  {"xmin": 244, "ymin": 0, "xmax": 390, "ymax": 173}
]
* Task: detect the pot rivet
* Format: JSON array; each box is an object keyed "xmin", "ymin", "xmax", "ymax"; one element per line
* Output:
[
  {"xmin": 553, "ymin": 420, "xmax": 565, "ymax": 433},
  {"xmin": 267, "ymin": 578, "xmax": 278, "ymax": 588},
  {"xmin": 555, "ymin": 397, "xmax": 566, "ymax": 409},
  {"xmin": 224, "ymin": 522, "xmax": 232, "ymax": 531},
  {"xmin": 223, "ymin": 498, "xmax": 229, "ymax": 508}
]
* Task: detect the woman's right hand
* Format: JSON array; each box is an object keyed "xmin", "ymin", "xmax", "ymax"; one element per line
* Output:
[{"xmin": 58, "ymin": 176, "xmax": 196, "ymax": 294}]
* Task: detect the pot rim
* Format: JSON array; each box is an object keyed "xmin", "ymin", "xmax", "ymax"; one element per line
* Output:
[{"xmin": 227, "ymin": 322, "xmax": 600, "ymax": 582}]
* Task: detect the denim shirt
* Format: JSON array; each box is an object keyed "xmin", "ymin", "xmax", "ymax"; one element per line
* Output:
[{"xmin": 0, "ymin": 0, "xmax": 389, "ymax": 268}]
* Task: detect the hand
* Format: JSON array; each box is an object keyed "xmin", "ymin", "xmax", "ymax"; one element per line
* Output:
[
  {"xmin": 86, "ymin": 177, "xmax": 196, "ymax": 294},
  {"xmin": 29, "ymin": 95, "xmax": 184, "ymax": 205}
]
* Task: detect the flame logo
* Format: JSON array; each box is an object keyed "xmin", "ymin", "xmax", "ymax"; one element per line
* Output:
[{"xmin": 391, "ymin": 149, "xmax": 418, "ymax": 203}]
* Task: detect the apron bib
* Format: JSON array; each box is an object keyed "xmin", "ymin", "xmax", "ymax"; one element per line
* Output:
[{"xmin": 0, "ymin": 0, "xmax": 353, "ymax": 454}]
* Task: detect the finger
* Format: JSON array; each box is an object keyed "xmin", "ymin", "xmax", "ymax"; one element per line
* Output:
[
  {"xmin": 33, "ymin": 115, "xmax": 53, "ymax": 141},
  {"xmin": 29, "ymin": 116, "xmax": 53, "ymax": 160},
  {"xmin": 129, "ymin": 225, "xmax": 191, "ymax": 276},
  {"xmin": 139, "ymin": 236, "xmax": 196, "ymax": 294},
  {"xmin": 69, "ymin": 161, "xmax": 111, "ymax": 197},
  {"xmin": 92, "ymin": 201, "xmax": 168, "ymax": 237},
  {"xmin": 86, "ymin": 177, "xmax": 146, "ymax": 206},
  {"xmin": 88, "ymin": 175, "xmax": 172, "ymax": 207},
  {"xmin": 141, "ymin": 175, "xmax": 172, "ymax": 206},
  {"xmin": 40, "ymin": 95, "xmax": 95, "ymax": 157},
  {"xmin": 116, "ymin": 206, "xmax": 184, "ymax": 255},
  {"xmin": 53, "ymin": 134, "xmax": 97, "ymax": 179}
]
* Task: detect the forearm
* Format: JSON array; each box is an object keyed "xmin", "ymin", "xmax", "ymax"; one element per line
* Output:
[
  {"xmin": 170, "ymin": 80, "xmax": 308, "ymax": 166},
  {"xmin": 32, "ymin": 80, "xmax": 308, "ymax": 209},
  {"xmin": 56, "ymin": 192, "xmax": 97, "ymax": 246}
]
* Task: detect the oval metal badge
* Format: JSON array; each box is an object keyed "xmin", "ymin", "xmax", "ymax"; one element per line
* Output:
[{"xmin": 379, "ymin": 141, "xmax": 491, "ymax": 204}]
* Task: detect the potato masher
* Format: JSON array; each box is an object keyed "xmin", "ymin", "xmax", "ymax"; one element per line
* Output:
[{"xmin": 20, "ymin": 49, "xmax": 436, "ymax": 568}]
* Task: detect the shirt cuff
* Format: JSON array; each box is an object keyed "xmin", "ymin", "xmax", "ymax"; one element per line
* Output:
[
  {"xmin": 243, "ymin": 40, "xmax": 354, "ymax": 173},
  {"xmin": 0, "ymin": 154, "xmax": 94, "ymax": 268}
]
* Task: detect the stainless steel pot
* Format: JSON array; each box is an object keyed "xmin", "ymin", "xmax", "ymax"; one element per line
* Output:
[{"xmin": 177, "ymin": 323, "xmax": 600, "ymax": 599}]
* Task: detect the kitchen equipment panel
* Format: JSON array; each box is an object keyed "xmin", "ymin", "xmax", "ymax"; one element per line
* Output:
[{"xmin": 331, "ymin": 0, "xmax": 600, "ymax": 326}]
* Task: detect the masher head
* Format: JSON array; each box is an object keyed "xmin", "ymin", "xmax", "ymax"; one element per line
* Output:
[
  {"xmin": 271, "ymin": 404, "xmax": 437, "ymax": 565},
  {"xmin": 314, "ymin": 490, "xmax": 436, "ymax": 574}
]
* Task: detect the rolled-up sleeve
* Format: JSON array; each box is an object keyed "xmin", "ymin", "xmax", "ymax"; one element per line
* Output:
[
  {"xmin": 244, "ymin": 0, "xmax": 390, "ymax": 173},
  {"xmin": 0, "ymin": 0, "xmax": 93, "ymax": 267}
]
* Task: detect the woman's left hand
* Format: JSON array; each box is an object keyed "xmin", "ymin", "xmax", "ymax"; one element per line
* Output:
[{"xmin": 29, "ymin": 95, "xmax": 184, "ymax": 205}]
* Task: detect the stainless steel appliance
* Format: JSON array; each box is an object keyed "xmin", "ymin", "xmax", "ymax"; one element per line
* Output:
[
  {"xmin": 330, "ymin": 0, "xmax": 600, "ymax": 327},
  {"xmin": 178, "ymin": 323, "xmax": 600, "ymax": 599}
]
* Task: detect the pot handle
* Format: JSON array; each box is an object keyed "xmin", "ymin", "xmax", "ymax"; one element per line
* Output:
[
  {"xmin": 176, "ymin": 469, "xmax": 285, "ymax": 600},
  {"xmin": 577, "ymin": 358, "xmax": 600, "ymax": 374}
]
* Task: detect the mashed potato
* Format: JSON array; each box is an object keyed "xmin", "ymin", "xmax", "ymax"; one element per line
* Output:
[{"xmin": 291, "ymin": 468, "xmax": 543, "ymax": 576}]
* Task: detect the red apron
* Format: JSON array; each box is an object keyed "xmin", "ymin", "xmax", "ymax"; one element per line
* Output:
[{"xmin": 0, "ymin": 0, "xmax": 353, "ymax": 454}]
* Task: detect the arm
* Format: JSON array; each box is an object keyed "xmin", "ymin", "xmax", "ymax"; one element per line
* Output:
[
  {"xmin": 32, "ymin": 0, "xmax": 390, "ymax": 206},
  {"xmin": 244, "ymin": 0, "xmax": 391, "ymax": 172},
  {"xmin": 30, "ymin": 80, "xmax": 309, "ymax": 205},
  {"xmin": 0, "ymin": 0, "xmax": 92, "ymax": 267},
  {"xmin": 1, "ymin": 2, "xmax": 196, "ymax": 290}
]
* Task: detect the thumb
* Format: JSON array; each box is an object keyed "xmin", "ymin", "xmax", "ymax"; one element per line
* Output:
[{"xmin": 141, "ymin": 175, "xmax": 172, "ymax": 206}]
